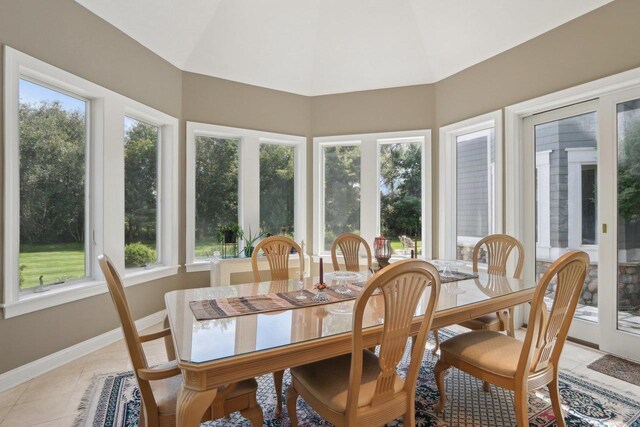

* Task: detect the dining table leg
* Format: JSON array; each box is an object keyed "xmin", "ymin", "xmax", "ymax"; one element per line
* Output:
[{"xmin": 176, "ymin": 384, "xmax": 218, "ymax": 427}]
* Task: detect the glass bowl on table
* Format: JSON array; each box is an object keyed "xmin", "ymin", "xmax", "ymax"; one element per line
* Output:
[{"xmin": 325, "ymin": 271, "xmax": 364, "ymax": 295}]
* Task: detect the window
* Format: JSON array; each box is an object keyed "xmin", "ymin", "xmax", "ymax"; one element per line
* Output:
[
  {"xmin": 194, "ymin": 136, "xmax": 239, "ymax": 259},
  {"xmin": 314, "ymin": 131, "xmax": 431, "ymax": 258},
  {"xmin": 260, "ymin": 143, "xmax": 295, "ymax": 236},
  {"xmin": 124, "ymin": 117, "xmax": 159, "ymax": 268},
  {"xmin": 379, "ymin": 140, "xmax": 423, "ymax": 257},
  {"xmin": 322, "ymin": 144, "xmax": 361, "ymax": 251},
  {"xmin": 186, "ymin": 123, "xmax": 306, "ymax": 270},
  {"xmin": 3, "ymin": 47, "xmax": 179, "ymax": 318},
  {"xmin": 439, "ymin": 111, "xmax": 502, "ymax": 263},
  {"xmin": 456, "ymin": 128, "xmax": 495, "ymax": 261},
  {"xmin": 18, "ymin": 79, "xmax": 89, "ymax": 289}
]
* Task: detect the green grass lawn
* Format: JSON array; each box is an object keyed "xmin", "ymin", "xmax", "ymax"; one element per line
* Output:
[
  {"xmin": 390, "ymin": 239, "xmax": 422, "ymax": 255},
  {"xmin": 20, "ymin": 242, "xmax": 85, "ymax": 289},
  {"xmin": 195, "ymin": 237, "xmax": 227, "ymax": 258}
]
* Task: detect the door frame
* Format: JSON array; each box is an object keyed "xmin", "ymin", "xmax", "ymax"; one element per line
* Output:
[
  {"xmin": 522, "ymin": 100, "xmax": 600, "ymax": 344},
  {"xmin": 505, "ymin": 66, "xmax": 640, "ymax": 346},
  {"xmin": 598, "ymin": 86, "xmax": 640, "ymax": 362}
]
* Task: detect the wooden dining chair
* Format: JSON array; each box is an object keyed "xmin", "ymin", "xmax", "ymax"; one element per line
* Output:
[
  {"xmin": 286, "ymin": 259, "xmax": 441, "ymax": 426},
  {"xmin": 432, "ymin": 233, "xmax": 524, "ymax": 354},
  {"xmin": 251, "ymin": 235, "xmax": 303, "ymax": 282},
  {"xmin": 331, "ymin": 232, "xmax": 372, "ymax": 272},
  {"xmin": 98, "ymin": 254, "xmax": 263, "ymax": 427},
  {"xmin": 251, "ymin": 235, "xmax": 303, "ymax": 416},
  {"xmin": 434, "ymin": 250, "xmax": 589, "ymax": 427}
]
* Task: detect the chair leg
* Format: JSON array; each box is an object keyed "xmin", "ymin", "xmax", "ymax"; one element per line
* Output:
[
  {"xmin": 549, "ymin": 375, "xmax": 566, "ymax": 427},
  {"xmin": 273, "ymin": 370, "xmax": 284, "ymax": 417},
  {"xmin": 286, "ymin": 385, "xmax": 299, "ymax": 427},
  {"xmin": 432, "ymin": 329, "xmax": 440, "ymax": 354},
  {"xmin": 404, "ymin": 397, "xmax": 416, "ymax": 426},
  {"xmin": 138, "ymin": 407, "xmax": 146, "ymax": 427},
  {"xmin": 513, "ymin": 385, "xmax": 530, "ymax": 427},
  {"xmin": 508, "ymin": 307, "xmax": 516, "ymax": 337},
  {"xmin": 240, "ymin": 394, "xmax": 264, "ymax": 427},
  {"xmin": 163, "ymin": 315, "xmax": 176, "ymax": 361},
  {"xmin": 434, "ymin": 359, "xmax": 449, "ymax": 413}
]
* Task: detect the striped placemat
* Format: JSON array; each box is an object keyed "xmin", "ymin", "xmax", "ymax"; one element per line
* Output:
[
  {"xmin": 189, "ymin": 271, "xmax": 478, "ymax": 321},
  {"xmin": 189, "ymin": 282, "xmax": 363, "ymax": 320}
]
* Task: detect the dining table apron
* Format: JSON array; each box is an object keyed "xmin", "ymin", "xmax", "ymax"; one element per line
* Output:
[{"xmin": 165, "ymin": 273, "xmax": 536, "ymax": 427}]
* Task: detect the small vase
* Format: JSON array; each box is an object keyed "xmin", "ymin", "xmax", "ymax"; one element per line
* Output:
[{"xmin": 244, "ymin": 246, "xmax": 254, "ymax": 257}]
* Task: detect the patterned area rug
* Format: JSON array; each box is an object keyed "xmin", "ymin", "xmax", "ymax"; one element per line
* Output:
[
  {"xmin": 75, "ymin": 329, "xmax": 640, "ymax": 427},
  {"xmin": 588, "ymin": 354, "xmax": 640, "ymax": 387}
]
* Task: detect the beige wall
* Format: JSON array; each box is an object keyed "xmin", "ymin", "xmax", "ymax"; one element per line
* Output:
[
  {"xmin": 311, "ymin": 84, "xmax": 435, "ymax": 137},
  {"xmin": 432, "ymin": 0, "xmax": 640, "ymax": 252},
  {"xmin": 2, "ymin": 0, "xmax": 640, "ymax": 376},
  {"xmin": 0, "ymin": 0, "xmax": 186, "ymax": 374},
  {"xmin": 435, "ymin": 0, "xmax": 640, "ymax": 127}
]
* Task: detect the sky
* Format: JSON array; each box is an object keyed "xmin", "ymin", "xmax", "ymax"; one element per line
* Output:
[
  {"xmin": 19, "ymin": 78, "xmax": 153, "ymax": 136},
  {"xmin": 19, "ymin": 78, "xmax": 86, "ymax": 112}
]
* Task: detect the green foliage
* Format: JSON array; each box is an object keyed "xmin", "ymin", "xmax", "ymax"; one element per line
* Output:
[
  {"xmin": 379, "ymin": 143, "xmax": 422, "ymax": 239},
  {"xmin": 195, "ymin": 136, "xmax": 239, "ymax": 243},
  {"xmin": 124, "ymin": 242, "xmax": 156, "ymax": 267},
  {"xmin": 216, "ymin": 223, "xmax": 241, "ymax": 243},
  {"xmin": 240, "ymin": 226, "xmax": 266, "ymax": 248},
  {"xmin": 259, "ymin": 144, "xmax": 294, "ymax": 235},
  {"xmin": 125, "ymin": 119, "xmax": 158, "ymax": 245},
  {"xmin": 19, "ymin": 101, "xmax": 85, "ymax": 244},
  {"xmin": 619, "ymin": 121, "xmax": 640, "ymax": 219},
  {"xmin": 323, "ymin": 145, "xmax": 361, "ymax": 248}
]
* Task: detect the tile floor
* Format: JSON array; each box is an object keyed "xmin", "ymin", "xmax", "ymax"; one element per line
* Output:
[{"xmin": 0, "ymin": 323, "xmax": 638, "ymax": 427}]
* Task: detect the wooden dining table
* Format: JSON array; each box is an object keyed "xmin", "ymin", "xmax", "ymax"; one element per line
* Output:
[{"xmin": 165, "ymin": 270, "xmax": 537, "ymax": 427}]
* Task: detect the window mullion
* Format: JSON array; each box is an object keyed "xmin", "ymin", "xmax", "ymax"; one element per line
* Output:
[
  {"xmin": 101, "ymin": 98, "xmax": 125, "ymax": 273},
  {"xmin": 360, "ymin": 139, "xmax": 377, "ymax": 245}
]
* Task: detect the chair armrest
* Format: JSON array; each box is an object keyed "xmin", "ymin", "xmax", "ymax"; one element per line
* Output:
[
  {"xmin": 138, "ymin": 363, "xmax": 181, "ymax": 381},
  {"xmin": 139, "ymin": 328, "xmax": 172, "ymax": 343}
]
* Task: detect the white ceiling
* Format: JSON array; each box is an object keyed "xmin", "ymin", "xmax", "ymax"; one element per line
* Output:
[{"xmin": 76, "ymin": 0, "xmax": 612, "ymax": 96}]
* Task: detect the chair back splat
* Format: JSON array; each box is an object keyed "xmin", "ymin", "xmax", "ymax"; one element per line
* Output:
[
  {"xmin": 347, "ymin": 259, "xmax": 440, "ymax": 418},
  {"xmin": 331, "ymin": 233, "xmax": 372, "ymax": 272},
  {"xmin": 520, "ymin": 250, "xmax": 590, "ymax": 376},
  {"xmin": 251, "ymin": 236, "xmax": 303, "ymax": 282},
  {"xmin": 473, "ymin": 233, "xmax": 525, "ymax": 278}
]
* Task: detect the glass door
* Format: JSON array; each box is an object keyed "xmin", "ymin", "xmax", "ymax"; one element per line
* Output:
[
  {"xmin": 599, "ymin": 88, "xmax": 640, "ymax": 361},
  {"xmin": 523, "ymin": 101, "xmax": 600, "ymax": 343}
]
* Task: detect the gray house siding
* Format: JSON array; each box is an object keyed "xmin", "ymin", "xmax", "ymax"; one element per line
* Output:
[
  {"xmin": 536, "ymin": 114, "xmax": 597, "ymax": 249},
  {"xmin": 457, "ymin": 135, "xmax": 489, "ymax": 238}
]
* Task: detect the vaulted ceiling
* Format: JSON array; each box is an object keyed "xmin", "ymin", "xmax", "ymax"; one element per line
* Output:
[{"xmin": 76, "ymin": 0, "xmax": 612, "ymax": 96}]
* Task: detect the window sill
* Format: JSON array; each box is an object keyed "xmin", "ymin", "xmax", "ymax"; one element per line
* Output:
[
  {"xmin": 1, "ymin": 265, "xmax": 179, "ymax": 319},
  {"xmin": 185, "ymin": 262, "xmax": 211, "ymax": 273}
]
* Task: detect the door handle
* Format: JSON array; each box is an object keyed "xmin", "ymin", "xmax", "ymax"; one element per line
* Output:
[{"xmin": 602, "ymin": 223, "xmax": 607, "ymax": 233}]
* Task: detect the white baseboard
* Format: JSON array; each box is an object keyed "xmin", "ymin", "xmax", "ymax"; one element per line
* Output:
[{"xmin": 0, "ymin": 310, "xmax": 166, "ymax": 394}]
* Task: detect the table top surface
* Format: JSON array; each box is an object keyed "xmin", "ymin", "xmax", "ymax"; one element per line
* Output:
[{"xmin": 165, "ymin": 270, "xmax": 535, "ymax": 365}]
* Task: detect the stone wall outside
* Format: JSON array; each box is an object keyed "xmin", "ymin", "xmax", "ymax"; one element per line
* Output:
[{"xmin": 536, "ymin": 259, "xmax": 640, "ymax": 309}]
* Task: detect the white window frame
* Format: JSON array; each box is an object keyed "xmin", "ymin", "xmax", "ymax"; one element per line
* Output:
[
  {"xmin": 313, "ymin": 130, "xmax": 431, "ymax": 259},
  {"xmin": 566, "ymin": 147, "xmax": 598, "ymax": 258},
  {"xmin": 2, "ymin": 47, "xmax": 179, "ymax": 318},
  {"xmin": 438, "ymin": 110, "xmax": 503, "ymax": 263},
  {"xmin": 121, "ymin": 105, "xmax": 180, "ymax": 279},
  {"xmin": 185, "ymin": 122, "xmax": 306, "ymax": 272}
]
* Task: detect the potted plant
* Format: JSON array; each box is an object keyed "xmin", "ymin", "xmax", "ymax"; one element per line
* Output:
[
  {"xmin": 217, "ymin": 223, "xmax": 241, "ymax": 244},
  {"xmin": 240, "ymin": 226, "xmax": 266, "ymax": 257}
]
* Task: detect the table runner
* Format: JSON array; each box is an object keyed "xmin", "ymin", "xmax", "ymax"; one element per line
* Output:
[{"xmin": 189, "ymin": 271, "xmax": 478, "ymax": 321}]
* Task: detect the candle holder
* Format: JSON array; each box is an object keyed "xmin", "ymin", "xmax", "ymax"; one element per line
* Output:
[
  {"xmin": 374, "ymin": 236, "xmax": 392, "ymax": 270},
  {"xmin": 313, "ymin": 258, "xmax": 329, "ymax": 301}
]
